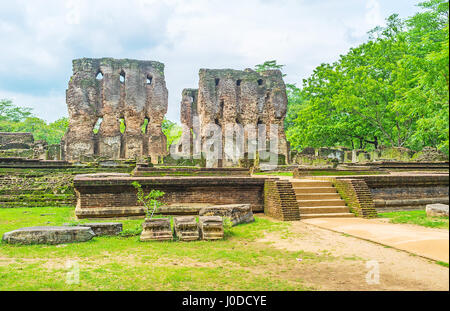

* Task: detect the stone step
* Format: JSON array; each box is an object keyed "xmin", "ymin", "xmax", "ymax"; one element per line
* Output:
[
  {"xmin": 300, "ymin": 206, "xmax": 350, "ymax": 214},
  {"xmin": 297, "ymin": 199, "xmax": 346, "ymax": 207},
  {"xmin": 291, "ymin": 181, "xmax": 333, "ymax": 188},
  {"xmin": 301, "ymin": 213, "xmax": 355, "ymax": 219},
  {"xmin": 296, "ymin": 193, "xmax": 341, "ymax": 200},
  {"xmin": 293, "ymin": 187, "xmax": 337, "ymax": 194}
]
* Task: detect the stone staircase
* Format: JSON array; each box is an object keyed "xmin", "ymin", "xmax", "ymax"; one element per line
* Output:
[{"xmin": 292, "ymin": 180, "xmax": 355, "ymax": 219}]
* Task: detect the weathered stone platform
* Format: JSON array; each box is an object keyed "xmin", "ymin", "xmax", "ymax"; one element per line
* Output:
[{"xmin": 2, "ymin": 226, "xmax": 95, "ymax": 245}]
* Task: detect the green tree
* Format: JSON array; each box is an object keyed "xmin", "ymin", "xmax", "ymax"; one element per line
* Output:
[
  {"xmin": 0, "ymin": 99, "xmax": 69, "ymax": 145},
  {"xmin": 162, "ymin": 118, "xmax": 182, "ymax": 150}
]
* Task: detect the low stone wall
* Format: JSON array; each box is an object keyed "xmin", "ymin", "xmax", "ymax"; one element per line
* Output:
[
  {"xmin": 0, "ymin": 132, "xmax": 34, "ymax": 150},
  {"xmin": 0, "ymin": 159, "xmax": 135, "ymax": 208},
  {"xmin": 313, "ymin": 174, "xmax": 449, "ymax": 212},
  {"xmin": 292, "ymin": 167, "xmax": 384, "ymax": 178},
  {"xmin": 344, "ymin": 161, "xmax": 449, "ymax": 171},
  {"xmin": 0, "ymin": 157, "xmax": 71, "ymax": 168},
  {"xmin": 133, "ymin": 166, "xmax": 250, "ymax": 177},
  {"xmin": 74, "ymin": 175, "xmax": 271, "ymax": 218}
]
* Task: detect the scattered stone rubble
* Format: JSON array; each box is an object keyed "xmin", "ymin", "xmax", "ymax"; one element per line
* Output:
[
  {"xmin": 199, "ymin": 216, "xmax": 224, "ymax": 240},
  {"xmin": 140, "ymin": 218, "xmax": 173, "ymax": 241},
  {"xmin": 2, "ymin": 226, "xmax": 95, "ymax": 245},
  {"xmin": 173, "ymin": 216, "xmax": 200, "ymax": 241},
  {"xmin": 426, "ymin": 203, "xmax": 449, "ymax": 217}
]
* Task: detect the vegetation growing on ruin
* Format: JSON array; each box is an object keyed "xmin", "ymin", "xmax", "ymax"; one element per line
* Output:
[{"xmin": 282, "ymin": 0, "xmax": 449, "ymax": 155}]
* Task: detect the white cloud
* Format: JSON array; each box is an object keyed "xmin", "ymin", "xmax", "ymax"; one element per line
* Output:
[{"xmin": 0, "ymin": 0, "xmax": 419, "ymax": 123}]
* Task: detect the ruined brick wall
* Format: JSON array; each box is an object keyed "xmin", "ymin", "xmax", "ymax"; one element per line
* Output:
[
  {"xmin": 179, "ymin": 68, "xmax": 289, "ymax": 167},
  {"xmin": 63, "ymin": 58, "xmax": 168, "ymax": 162},
  {"xmin": 179, "ymin": 88, "xmax": 199, "ymax": 157}
]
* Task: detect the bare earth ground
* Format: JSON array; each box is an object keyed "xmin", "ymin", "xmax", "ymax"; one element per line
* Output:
[{"xmin": 257, "ymin": 216, "xmax": 449, "ymax": 291}]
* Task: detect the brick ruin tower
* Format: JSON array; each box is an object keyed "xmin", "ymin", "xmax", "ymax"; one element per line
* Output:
[
  {"xmin": 179, "ymin": 68, "xmax": 289, "ymax": 167},
  {"xmin": 62, "ymin": 58, "xmax": 168, "ymax": 162}
]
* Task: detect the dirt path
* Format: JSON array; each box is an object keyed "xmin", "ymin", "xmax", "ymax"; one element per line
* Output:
[{"xmin": 257, "ymin": 217, "xmax": 449, "ymax": 291}]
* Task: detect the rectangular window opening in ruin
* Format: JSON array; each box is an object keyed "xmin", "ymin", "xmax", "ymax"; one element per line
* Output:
[
  {"xmin": 96, "ymin": 71, "xmax": 103, "ymax": 80},
  {"xmin": 141, "ymin": 118, "xmax": 149, "ymax": 134},
  {"xmin": 93, "ymin": 117, "xmax": 103, "ymax": 134},
  {"xmin": 119, "ymin": 118, "xmax": 126, "ymax": 134},
  {"xmin": 146, "ymin": 75, "xmax": 153, "ymax": 85}
]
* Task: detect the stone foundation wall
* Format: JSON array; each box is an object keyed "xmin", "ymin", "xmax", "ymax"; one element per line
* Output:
[
  {"xmin": 74, "ymin": 176, "xmax": 270, "ymax": 218},
  {"xmin": 0, "ymin": 159, "xmax": 134, "ymax": 208},
  {"xmin": 0, "ymin": 132, "xmax": 34, "ymax": 149},
  {"xmin": 132, "ymin": 166, "xmax": 250, "ymax": 177},
  {"xmin": 314, "ymin": 174, "xmax": 449, "ymax": 212}
]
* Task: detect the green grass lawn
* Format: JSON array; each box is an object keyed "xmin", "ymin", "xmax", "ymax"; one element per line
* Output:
[
  {"xmin": 0, "ymin": 207, "xmax": 331, "ymax": 291},
  {"xmin": 378, "ymin": 210, "xmax": 449, "ymax": 229}
]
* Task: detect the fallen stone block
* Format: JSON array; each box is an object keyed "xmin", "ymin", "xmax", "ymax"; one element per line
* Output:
[
  {"xmin": 77, "ymin": 222, "xmax": 123, "ymax": 236},
  {"xmin": 426, "ymin": 204, "xmax": 449, "ymax": 217},
  {"xmin": 199, "ymin": 204, "xmax": 254, "ymax": 226},
  {"xmin": 140, "ymin": 218, "xmax": 172, "ymax": 242},
  {"xmin": 199, "ymin": 216, "xmax": 224, "ymax": 240},
  {"xmin": 174, "ymin": 216, "xmax": 199, "ymax": 241},
  {"xmin": 2, "ymin": 226, "xmax": 95, "ymax": 245}
]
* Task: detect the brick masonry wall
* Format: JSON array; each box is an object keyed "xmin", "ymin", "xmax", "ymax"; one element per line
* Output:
[
  {"xmin": 74, "ymin": 176, "xmax": 269, "ymax": 218},
  {"xmin": 264, "ymin": 180, "xmax": 300, "ymax": 221}
]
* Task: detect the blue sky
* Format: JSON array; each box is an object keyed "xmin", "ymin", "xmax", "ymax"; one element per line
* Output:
[{"xmin": 0, "ymin": 0, "xmax": 420, "ymax": 123}]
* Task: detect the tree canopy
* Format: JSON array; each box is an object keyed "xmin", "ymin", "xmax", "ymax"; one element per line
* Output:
[
  {"xmin": 0, "ymin": 99, "xmax": 68, "ymax": 145},
  {"xmin": 283, "ymin": 0, "xmax": 449, "ymax": 155}
]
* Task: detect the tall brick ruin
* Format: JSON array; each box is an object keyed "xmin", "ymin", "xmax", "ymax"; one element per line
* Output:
[
  {"xmin": 63, "ymin": 58, "xmax": 168, "ymax": 162},
  {"xmin": 179, "ymin": 68, "xmax": 289, "ymax": 167}
]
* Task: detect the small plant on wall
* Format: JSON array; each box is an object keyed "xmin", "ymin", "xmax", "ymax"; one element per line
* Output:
[{"xmin": 131, "ymin": 181, "xmax": 165, "ymax": 219}]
